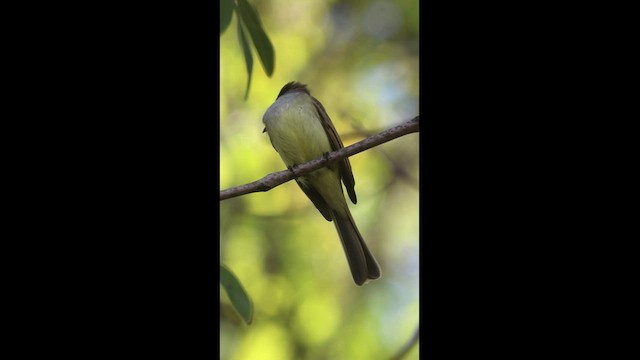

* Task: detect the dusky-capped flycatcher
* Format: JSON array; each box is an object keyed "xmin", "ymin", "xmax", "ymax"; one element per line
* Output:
[{"xmin": 262, "ymin": 82, "xmax": 381, "ymax": 285}]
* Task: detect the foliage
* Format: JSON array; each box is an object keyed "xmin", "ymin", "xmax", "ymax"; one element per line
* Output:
[
  {"xmin": 220, "ymin": 0, "xmax": 275, "ymax": 99},
  {"xmin": 221, "ymin": 264, "xmax": 254, "ymax": 324},
  {"xmin": 220, "ymin": 0, "xmax": 277, "ymax": 325}
]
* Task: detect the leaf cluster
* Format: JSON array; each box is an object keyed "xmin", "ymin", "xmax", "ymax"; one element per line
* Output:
[{"xmin": 220, "ymin": 0, "xmax": 274, "ymax": 99}]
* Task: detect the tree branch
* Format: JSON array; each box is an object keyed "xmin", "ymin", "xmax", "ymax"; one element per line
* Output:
[{"xmin": 220, "ymin": 116, "xmax": 419, "ymax": 201}]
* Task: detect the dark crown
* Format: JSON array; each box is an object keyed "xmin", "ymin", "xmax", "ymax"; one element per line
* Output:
[{"xmin": 277, "ymin": 81, "xmax": 310, "ymax": 99}]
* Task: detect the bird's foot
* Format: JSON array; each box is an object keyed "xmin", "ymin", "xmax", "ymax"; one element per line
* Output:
[{"xmin": 287, "ymin": 164, "xmax": 299, "ymax": 179}]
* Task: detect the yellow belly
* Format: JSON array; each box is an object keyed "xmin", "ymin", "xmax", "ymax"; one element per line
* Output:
[{"xmin": 263, "ymin": 92, "xmax": 333, "ymax": 167}]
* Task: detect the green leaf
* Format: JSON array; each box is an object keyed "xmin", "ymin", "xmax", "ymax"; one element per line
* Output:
[
  {"xmin": 237, "ymin": 18, "xmax": 253, "ymax": 100},
  {"xmin": 220, "ymin": 263, "xmax": 253, "ymax": 325},
  {"xmin": 220, "ymin": 0, "xmax": 234, "ymax": 35},
  {"xmin": 236, "ymin": 0, "xmax": 275, "ymax": 76}
]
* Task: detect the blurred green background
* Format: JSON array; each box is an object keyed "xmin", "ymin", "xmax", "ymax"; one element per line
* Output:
[{"xmin": 220, "ymin": 0, "xmax": 419, "ymax": 359}]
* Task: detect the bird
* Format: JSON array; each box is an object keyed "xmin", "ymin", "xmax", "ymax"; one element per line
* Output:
[{"xmin": 261, "ymin": 81, "xmax": 381, "ymax": 285}]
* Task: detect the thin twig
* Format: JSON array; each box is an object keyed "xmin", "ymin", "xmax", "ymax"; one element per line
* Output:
[
  {"xmin": 220, "ymin": 116, "xmax": 419, "ymax": 201},
  {"xmin": 347, "ymin": 118, "xmax": 420, "ymax": 190},
  {"xmin": 389, "ymin": 325, "xmax": 419, "ymax": 360}
]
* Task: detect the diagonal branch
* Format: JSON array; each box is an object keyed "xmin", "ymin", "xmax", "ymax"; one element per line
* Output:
[
  {"xmin": 389, "ymin": 324, "xmax": 419, "ymax": 360},
  {"xmin": 220, "ymin": 116, "xmax": 419, "ymax": 201}
]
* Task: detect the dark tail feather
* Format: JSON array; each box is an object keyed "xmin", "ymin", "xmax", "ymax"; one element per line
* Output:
[{"xmin": 332, "ymin": 210, "xmax": 381, "ymax": 285}]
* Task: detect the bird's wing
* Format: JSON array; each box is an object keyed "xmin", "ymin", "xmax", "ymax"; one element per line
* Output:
[
  {"xmin": 311, "ymin": 96, "xmax": 357, "ymax": 204},
  {"xmin": 295, "ymin": 179, "xmax": 333, "ymax": 221}
]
